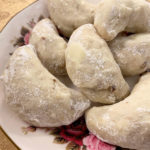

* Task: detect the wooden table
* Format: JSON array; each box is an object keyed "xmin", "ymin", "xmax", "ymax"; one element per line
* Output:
[{"xmin": 0, "ymin": 1, "xmax": 36, "ymax": 149}]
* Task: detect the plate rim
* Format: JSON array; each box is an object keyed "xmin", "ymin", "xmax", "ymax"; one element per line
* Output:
[{"xmin": 0, "ymin": 0, "xmax": 38, "ymax": 33}]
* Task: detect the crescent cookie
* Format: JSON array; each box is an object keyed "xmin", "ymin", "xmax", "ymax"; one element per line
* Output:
[
  {"xmin": 94, "ymin": 0, "xmax": 150, "ymax": 41},
  {"xmin": 29, "ymin": 18, "xmax": 67, "ymax": 75},
  {"xmin": 47, "ymin": 0, "xmax": 95, "ymax": 37},
  {"xmin": 109, "ymin": 33, "xmax": 150, "ymax": 76},
  {"xmin": 86, "ymin": 72, "xmax": 150, "ymax": 150},
  {"xmin": 1, "ymin": 45, "xmax": 90, "ymax": 127},
  {"xmin": 65, "ymin": 24, "xmax": 129, "ymax": 104}
]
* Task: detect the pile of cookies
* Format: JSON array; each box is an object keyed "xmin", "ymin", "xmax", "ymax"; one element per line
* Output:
[{"xmin": 1, "ymin": 0, "xmax": 150, "ymax": 149}]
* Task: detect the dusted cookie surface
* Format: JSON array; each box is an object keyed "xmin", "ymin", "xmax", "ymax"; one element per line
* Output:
[
  {"xmin": 65, "ymin": 24, "xmax": 129, "ymax": 104},
  {"xmin": 47, "ymin": 0, "xmax": 95, "ymax": 37},
  {"xmin": 125, "ymin": 0, "xmax": 150, "ymax": 33},
  {"xmin": 94, "ymin": 0, "xmax": 150, "ymax": 41},
  {"xmin": 86, "ymin": 73, "xmax": 150, "ymax": 150},
  {"xmin": 94, "ymin": 0, "xmax": 132, "ymax": 41},
  {"xmin": 29, "ymin": 18, "xmax": 67, "ymax": 75},
  {"xmin": 109, "ymin": 33, "xmax": 150, "ymax": 76},
  {"xmin": 1, "ymin": 45, "xmax": 90, "ymax": 127}
]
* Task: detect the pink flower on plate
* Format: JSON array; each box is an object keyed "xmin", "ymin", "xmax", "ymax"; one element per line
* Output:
[
  {"xmin": 24, "ymin": 32, "xmax": 31, "ymax": 45},
  {"xmin": 83, "ymin": 134, "xmax": 116, "ymax": 150},
  {"xmin": 59, "ymin": 117, "xmax": 89, "ymax": 146}
]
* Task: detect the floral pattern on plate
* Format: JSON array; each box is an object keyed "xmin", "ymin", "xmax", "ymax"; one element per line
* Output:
[{"xmin": 22, "ymin": 117, "xmax": 116, "ymax": 150}]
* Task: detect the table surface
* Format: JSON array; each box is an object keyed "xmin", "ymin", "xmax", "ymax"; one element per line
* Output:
[{"xmin": 0, "ymin": 1, "xmax": 36, "ymax": 149}]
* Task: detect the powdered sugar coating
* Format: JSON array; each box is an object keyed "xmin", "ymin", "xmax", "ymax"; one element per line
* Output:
[
  {"xmin": 94, "ymin": 0, "xmax": 132, "ymax": 41},
  {"xmin": 109, "ymin": 33, "xmax": 150, "ymax": 76},
  {"xmin": 94, "ymin": 0, "xmax": 150, "ymax": 41},
  {"xmin": 47, "ymin": 0, "xmax": 95, "ymax": 37},
  {"xmin": 65, "ymin": 24, "xmax": 129, "ymax": 104},
  {"xmin": 1, "ymin": 45, "xmax": 90, "ymax": 127},
  {"xmin": 86, "ymin": 73, "xmax": 150, "ymax": 150},
  {"xmin": 29, "ymin": 18, "xmax": 67, "ymax": 75},
  {"xmin": 125, "ymin": 0, "xmax": 150, "ymax": 33}
]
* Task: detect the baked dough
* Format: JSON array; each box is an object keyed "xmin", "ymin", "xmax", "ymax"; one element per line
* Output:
[
  {"xmin": 86, "ymin": 72, "xmax": 150, "ymax": 150},
  {"xmin": 94, "ymin": 0, "xmax": 132, "ymax": 41},
  {"xmin": 47, "ymin": 0, "xmax": 95, "ymax": 37},
  {"xmin": 94, "ymin": 0, "xmax": 150, "ymax": 41},
  {"xmin": 125, "ymin": 0, "xmax": 150, "ymax": 33},
  {"xmin": 1, "ymin": 45, "xmax": 90, "ymax": 127},
  {"xmin": 29, "ymin": 18, "xmax": 67, "ymax": 75},
  {"xmin": 65, "ymin": 24, "xmax": 129, "ymax": 104},
  {"xmin": 109, "ymin": 33, "xmax": 150, "ymax": 76}
]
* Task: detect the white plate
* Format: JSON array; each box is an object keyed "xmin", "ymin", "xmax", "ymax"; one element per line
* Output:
[{"xmin": 0, "ymin": 0, "xmax": 139, "ymax": 150}]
